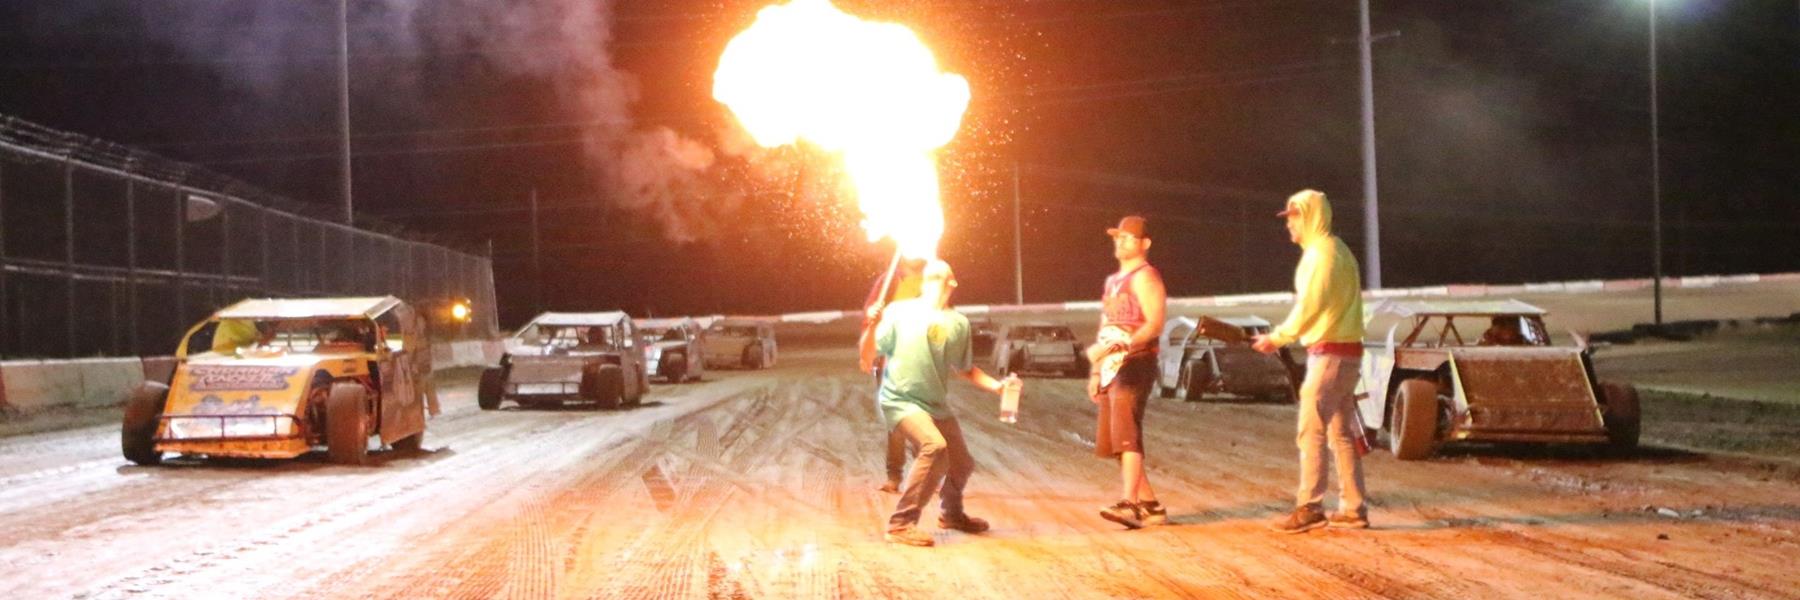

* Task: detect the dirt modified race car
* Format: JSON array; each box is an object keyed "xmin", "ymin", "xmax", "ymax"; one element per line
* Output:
[
  {"xmin": 703, "ymin": 319, "xmax": 777, "ymax": 369},
  {"xmin": 1156, "ymin": 316, "xmax": 1301, "ymax": 401},
  {"xmin": 639, "ymin": 317, "xmax": 707, "ymax": 383},
  {"xmin": 479, "ymin": 312, "xmax": 650, "ymax": 410},
  {"xmin": 121, "ymin": 296, "xmax": 437, "ymax": 466},
  {"xmin": 1356, "ymin": 300, "xmax": 1641, "ymax": 460},
  {"xmin": 993, "ymin": 322, "xmax": 1088, "ymax": 377}
]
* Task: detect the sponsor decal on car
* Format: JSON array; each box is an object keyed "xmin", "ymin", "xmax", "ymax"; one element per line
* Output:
[{"xmin": 188, "ymin": 366, "xmax": 299, "ymax": 391}]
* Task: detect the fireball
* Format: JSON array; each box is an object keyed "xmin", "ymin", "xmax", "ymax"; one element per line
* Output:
[{"xmin": 713, "ymin": 0, "xmax": 970, "ymax": 259}]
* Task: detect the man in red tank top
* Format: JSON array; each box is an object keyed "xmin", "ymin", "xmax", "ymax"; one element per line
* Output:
[{"xmin": 1086, "ymin": 215, "xmax": 1169, "ymax": 529}]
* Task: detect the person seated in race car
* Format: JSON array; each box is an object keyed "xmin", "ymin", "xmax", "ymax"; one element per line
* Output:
[{"xmin": 1479, "ymin": 316, "xmax": 1527, "ymax": 346}]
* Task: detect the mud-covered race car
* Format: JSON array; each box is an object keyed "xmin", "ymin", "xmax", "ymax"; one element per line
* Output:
[
  {"xmin": 1355, "ymin": 300, "xmax": 1641, "ymax": 460},
  {"xmin": 993, "ymin": 322, "xmax": 1087, "ymax": 377},
  {"xmin": 1156, "ymin": 316, "xmax": 1300, "ymax": 401},
  {"xmin": 639, "ymin": 317, "xmax": 706, "ymax": 383},
  {"xmin": 703, "ymin": 319, "xmax": 777, "ymax": 369},
  {"xmin": 121, "ymin": 296, "xmax": 437, "ymax": 466},
  {"xmin": 479, "ymin": 312, "xmax": 650, "ymax": 410}
]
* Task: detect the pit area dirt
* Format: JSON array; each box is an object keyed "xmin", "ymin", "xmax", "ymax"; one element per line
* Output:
[
  {"xmin": 2, "ymin": 353, "xmax": 1797, "ymax": 598},
  {"xmin": 1, "ymin": 281, "xmax": 1797, "ymax": 599}
]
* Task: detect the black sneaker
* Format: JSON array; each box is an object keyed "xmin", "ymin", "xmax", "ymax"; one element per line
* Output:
[
  {"xmin": 1327, "ymin": 512, "xmax": 1369, "ymax": 530},
  {"xmin": 1139, "ymin": 501, "xmax": 1169, "ymax": 526},
  {"xmin": 1269, "ymin": 506, "xmax": 1326, "ymax": 534},
  {"xmin": 1100, "ymin": 500, "xmax": 1144, "ymax": 529}
]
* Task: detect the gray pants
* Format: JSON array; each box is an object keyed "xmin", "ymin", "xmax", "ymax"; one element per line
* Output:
[
  {"xmin": 888, "ymin": 413, "xmax": 974, "ymax": 529},
  {"xmin": 1296, "ymin": 353, "xmax": 1367, "ymax": 517}
]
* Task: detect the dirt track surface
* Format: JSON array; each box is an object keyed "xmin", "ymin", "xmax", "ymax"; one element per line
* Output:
[{"xmin": 3, "ymin": 340, "xmax": 1799, "ymax": 599}]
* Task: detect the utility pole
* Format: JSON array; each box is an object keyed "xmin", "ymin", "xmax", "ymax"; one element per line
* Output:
[
  {"xmin": 1012, "ymin": 161, "xmax": 1024, "ymax": 305},
  {"xmin": 1358, "ymin": 0, "xmax": 1382, "ymax": 289},
  {"xmin": 1649, "ymin": 0, "xmax": 1664, "ymax": 325},
  {"xmin": 336, "ymin": 0, "xmax": 354, "ymax": 225},
  {"xmin": 530, "ymin": 189, "xmax": 543, "ymax": 315}
]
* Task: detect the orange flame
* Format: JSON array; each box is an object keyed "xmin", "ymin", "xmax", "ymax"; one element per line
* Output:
[{"xmin": 713, "ymin": 0, "xmax": 969, "ymax": 259}]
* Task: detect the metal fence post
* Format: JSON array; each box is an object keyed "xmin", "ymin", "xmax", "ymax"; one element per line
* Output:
[
  {"xmin": 219, "ymin": 198, "xmax": 231, "ymax": 309},
  {"xmin": 64, "ymin": 157, "xmax": 77, "ymax": 355},
  {"xmin": 0, "ymin": 157, "xmax": 8, "ymax": 356},
  {"xmin": 125, "ymin": 179, "xmax": 139, "ymax": 354},
  {"xmin": 174, "ymin": 188, "xmax": 186, "ymax": 325},
  {"xmin": 259, "ymin": 206, "xmax": 270, "ymax": 297}
]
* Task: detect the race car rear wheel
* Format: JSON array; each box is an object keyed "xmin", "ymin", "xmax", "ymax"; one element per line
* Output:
[
  {"xmin": 664, "ymin": 359, "xmax": 687, "ymax": 384},
  {"xmin": 1182, "ymin": 367, "xmax": 1211, "ymax": 402},
  {"xmin": 1599, "ymin": 381, "xmax": 1641, "ymax": 452},
  {"xmin": 582, "ymin": 364, "xmax": 624, "ymax": 410},
  {"xmin": 121, "ymin": 382, "xmax": 169, "ymax": 466},
  {"xmin": 1390, "ymin": 379, "xmax": 1440, "ymax": 461},
  {"xmin": 477, "ymin": 367, "xmax": 505, "ymax": 411},
  {"xmin": 744, "ymin": 346, "xmax": 764, "ymax": 369},
  {"xmin": 326, "ymin": 382, "xmax": 369, "ymax": 465}
]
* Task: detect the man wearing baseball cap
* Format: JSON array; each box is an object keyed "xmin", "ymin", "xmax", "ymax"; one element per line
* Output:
[
  {"xmin": 1087, "ymin": 215, "xmax": 1169, "ymax": 529},
  {"xmin": 1252, "ymin": 189, "xmax": 1370, "ymax": 533},
  {"xmin": 860, "ymin": 259, "xmax": 1017, "ymax": 547}
]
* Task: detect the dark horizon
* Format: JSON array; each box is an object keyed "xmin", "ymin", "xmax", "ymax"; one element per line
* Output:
[{"xmin": 3, "ymin": 0, "xmax": 1796, "ymax": 328}]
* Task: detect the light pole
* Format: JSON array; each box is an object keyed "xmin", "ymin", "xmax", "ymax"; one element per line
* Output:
[
  {"xmin": 1358, "ymin": 0, "xmax": 1382, "ymax": 290},
  {"xmin": 1648, "ymin": 0, "xmax": 1664, "ymax": 325}
]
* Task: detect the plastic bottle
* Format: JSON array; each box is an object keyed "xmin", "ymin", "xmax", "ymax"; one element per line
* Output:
[{"xmin": 999, "ymin": 375, "xmax": 1022, "ymax": 424}]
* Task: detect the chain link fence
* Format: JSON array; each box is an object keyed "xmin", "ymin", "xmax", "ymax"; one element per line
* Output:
[{"xmin": 0, "ymin": 114, "xmax": 498, "ymax": 359}]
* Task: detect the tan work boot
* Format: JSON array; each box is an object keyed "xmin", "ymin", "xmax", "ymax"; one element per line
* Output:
[{"xmin": 884, "ymin": 525, "xmax": 935, "ymax": 547}]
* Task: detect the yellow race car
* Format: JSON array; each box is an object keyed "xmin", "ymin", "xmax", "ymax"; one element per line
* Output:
[{"xmin": 122, "ymin": 296, "xmax": 438, "ymax": 466}]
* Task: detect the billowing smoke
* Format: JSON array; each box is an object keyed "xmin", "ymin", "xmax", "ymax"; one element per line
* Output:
[{"xmin": 75, "ymin": 0, "xmax": 727, "ymax": 242}]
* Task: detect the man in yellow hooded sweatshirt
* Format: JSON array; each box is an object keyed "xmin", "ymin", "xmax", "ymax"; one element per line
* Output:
[{"xmin": 1252, "ymin": 189, "xmax": 1370, "ymax": 533}]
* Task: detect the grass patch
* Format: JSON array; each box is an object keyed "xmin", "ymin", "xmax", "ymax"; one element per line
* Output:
[{"xmin": 1640, "ymin": 388, "xmax": 1800, "ymax": 460}]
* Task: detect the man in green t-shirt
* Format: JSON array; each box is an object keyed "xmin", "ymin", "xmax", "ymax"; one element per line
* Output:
[{"xmin": 858, "ymin": 259, "xmax": 1016, "ymax": 547}]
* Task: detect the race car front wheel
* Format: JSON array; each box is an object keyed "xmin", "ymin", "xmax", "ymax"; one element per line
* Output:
[
  {"xmin": 582, "ymin": 364, "xmax": 624, "ymax": 410},
  {"xmin": 121, "ymin": 382, "xmax": 169, "ymax": 466},
  {"xmin": 326, "ymin": 382, "xmax": 369, "ymax": 465},
  {"xmin": 478, "ymin": 367, "xmax": 505, "ymax": 410}
]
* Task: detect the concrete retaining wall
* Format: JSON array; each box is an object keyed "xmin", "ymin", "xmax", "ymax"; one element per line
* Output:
[
  {"xmin": 1, "ymin": 339, "xmax": 499, "ymax": 417},
  {"xmin": 0, "ymin": 358, "xmax": 146, "ymax": 413}
]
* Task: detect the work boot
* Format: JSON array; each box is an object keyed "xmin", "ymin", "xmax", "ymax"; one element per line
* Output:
[
  {"xmin": 1139, "ymin": 500, "xmax": 1169, "ymax": 526},
  {"xmin": 1269, "ymin": 506, "xmax": 1326, "ymax": 534},
  {"xmin": 937, "ymin": 512, "xmax": 991, "ymax": 534},
  {"xmin": 1327, "ymin": 512, "xmax": 1369, "ymax": 530},
  {"xmin": 1100, "ymin": 500, "xmax": 1144, "ymax": 529},
  {"xmin": 884, "ymin": 525, "xmax": 935, "ymax": 547}
]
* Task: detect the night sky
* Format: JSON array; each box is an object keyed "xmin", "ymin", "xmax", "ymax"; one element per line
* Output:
[{"xmin": 2, "ymin": 0, "xmax": 1796, "ymax": 327}]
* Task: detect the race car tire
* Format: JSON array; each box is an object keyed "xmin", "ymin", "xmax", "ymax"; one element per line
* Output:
[
  {"xmin": 582, "ymin": 364, "xmax": 624, "ymax": 410},
  {"xmin": 1390, "ymin": 379, "xmax": 1440, "ymax": 461},
  {"xmin": 326, "ymin": 382, "xmax": 369, "ymax": 466},
  {"xmin": 664, "ymin": 359, "xmax": 687, "ymax": 384},
  {"xmin": 477, "ymin": 367, "xmax": 505, "ymax": 411},
  {"xmin": 1183, "ymin": 367, "xmax": 1210, "ymax": 402},
  {"xmin": 1599, "ymin": 381, "xmax": 1642, "ymax": 452},
  {"xmin": 744, "ymin": 346, "xmax": 764, "ymax": 370},
  {"xmin": 121, "ymin": 381, "xmax": 169, "ymax": 466}
]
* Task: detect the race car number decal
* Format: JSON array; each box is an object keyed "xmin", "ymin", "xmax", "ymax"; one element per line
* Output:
[{"xmin": 188, "ymin": 366, "xmax": 299, "ymax": 391}]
